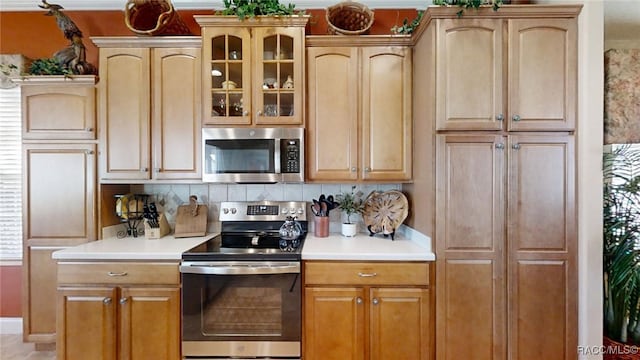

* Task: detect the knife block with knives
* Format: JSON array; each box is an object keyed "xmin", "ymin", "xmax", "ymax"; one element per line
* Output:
[
  {"xmin": 174, "ymin": 195, "xmax": 208, "ymax": 238},
  {"xmin": 144, "ymin": 213, "xmax": 171, "ymax": 239}
]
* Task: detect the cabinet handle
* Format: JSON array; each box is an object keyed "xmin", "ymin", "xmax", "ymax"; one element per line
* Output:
[
  {"xmin": 351, "ymin": 167, "xmax": 357, "ymax": 172},
  {"xmin": 372, "ymin": 298, "xmax": 379, "ymax": 305},
  {"xmin": 495, "ymin": 114, "xmax": 504, "ymax": 121},
  {"xmin": 257, "ymin": 110, "xmax": 263, "ymax": 116},
  {"xmin": 243, "ymin": 111, "xmax": 249, "ymax": 116},
  {"xmin": 140, "ymin": 168, "xmax": 148, "ymax": 172},
  {"xmin": 512, "ymin": 144, "xmax": 521, "ymax": 150},
  {"xmin": 495, "ymin": 143, "xmax": 504, "ymax": 150},
  {"xmin": 154, "ymin": 167, "xmax": 161, "ymax": 173},
  {"xmin": 103, "ymin": 297, "xmax": 112, "ymax": 305},
  {"xmin": 364, "ymin": 167, "xmax": 371, "ymax": 173},
  {"xmin": 358, "ymin": 272, "xmax": 377, "ymax": 277},
  {"xmin": 85, "ymin": 127, "xmax": 94, "ymax": 132},
  {"xmin": 356, "ymin": 297, "xmax": 363, "ymax": 305},
  {"xmin": 512, "ymin": 114, "xmax": 521, "ymax": 122},
  {"xmin": 119, "ymin": 297, "xmax": 128, "ymax": 305},
  {"xmin": 85, "ymin": 150, "xmax": 94, "ymax": 155},
  {"xmin": 107, "ymin": 271, "xmax": 128, "ymax": 277}
]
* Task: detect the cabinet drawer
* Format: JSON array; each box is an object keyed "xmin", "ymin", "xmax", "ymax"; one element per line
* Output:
[
  {"xmin": 58, "ymin": 262, "xmax": 179, "ymax": 285},
  {"xmin": 304, "ymin": 261, "xmax": 429, "ymax": 286}
]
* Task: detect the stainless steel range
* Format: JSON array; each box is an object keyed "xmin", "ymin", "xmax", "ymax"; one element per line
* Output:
[{"xmin": 180, "ymin": 201, "xmax": 307, "ymax": 359}]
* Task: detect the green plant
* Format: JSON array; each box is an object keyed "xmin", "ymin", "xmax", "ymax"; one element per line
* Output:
[
  {"xmin": 604, "ymin": 144, "xmax": 640, "ymax": 344},
  {"xmin": 433, "ymin": 0, "xmax": 503, "ymax": 17},
  {"xmin": 0, "ymin": 63, "xmax": 18, "ymax": 76},
  {"xmin": 218, "ymin": 0, "xmax": 301, "ymax": 20},
  {"xmin": 336, "ymin": 186, "xmax": 364, "ymax": 224},
  {"xmin": 391, "ymin": 10, "xmax": 424, "ymax": 35},
  {"xmin": 27, "ymin": 58, "xmax": 71, "ymax": 75}
]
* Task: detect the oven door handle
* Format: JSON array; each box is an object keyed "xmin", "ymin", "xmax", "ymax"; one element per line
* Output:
[{"xmin": 179, "ymin": 261, "xmax": 300, "ymax": 275}]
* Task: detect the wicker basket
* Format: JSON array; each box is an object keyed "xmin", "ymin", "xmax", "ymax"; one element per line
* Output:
[
  {"xmin": 603, "ymin": 336, "xmax": 640, "ymax": 360},
  {"xmin": 326, "ymin": 1, "xmax": 374, "ymax": 35},
  {"xmin": 124, "ymin": 0, "xmax": 191, "ymax": 36}
]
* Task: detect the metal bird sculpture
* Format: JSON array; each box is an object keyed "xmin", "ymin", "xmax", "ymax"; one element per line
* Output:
[{"xmin": 38, "ymin": 0, "xmax": 96, "ymax": 75}]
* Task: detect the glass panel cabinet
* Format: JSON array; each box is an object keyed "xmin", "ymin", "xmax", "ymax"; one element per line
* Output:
[{"xmin": 197, "ymin": 16, "xmax": 308, "ymax": 126}]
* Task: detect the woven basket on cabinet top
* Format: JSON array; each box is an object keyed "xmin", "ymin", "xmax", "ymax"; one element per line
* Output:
[{"xmin": 326, "ymin": 1, "xmax": 374, "ymax": 35}]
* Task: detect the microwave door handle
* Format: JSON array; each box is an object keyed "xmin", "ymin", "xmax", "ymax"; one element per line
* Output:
[{"xmin": 274, "ymin": 138, "xmax": 281, "ymax": 174}]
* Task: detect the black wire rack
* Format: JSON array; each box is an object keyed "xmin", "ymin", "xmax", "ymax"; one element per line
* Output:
[{"xmin": 114, "ymin": 194, "xmax": 150, "ymax": 238}]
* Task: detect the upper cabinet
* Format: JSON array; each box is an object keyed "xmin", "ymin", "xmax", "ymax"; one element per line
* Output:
[
  {"xmin": 435, "ymin": 17, "xmax": 577, "ymax": 131},
  {"xmin": 195, "ymin": 16, "xmax": 308, "ymax": 126},
  {"xmin": 94, "ymin": 37, "xmax": 202, "ymax": 182},
  {"xmin": 306, "ymin": 38, "xmax": 412, "ymax": 182},
  {"xmin": 18, "ymin": 76, "xmax": 96, "ymax": 140}
]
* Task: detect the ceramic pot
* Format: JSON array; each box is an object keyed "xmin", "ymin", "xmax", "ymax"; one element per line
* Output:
[{"xmin": 341, "ymin": 223, "xmax": 357, "ymax": 237}]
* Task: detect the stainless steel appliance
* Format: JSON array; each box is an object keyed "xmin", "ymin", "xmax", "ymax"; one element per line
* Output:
[
  {"xmin": 202, "ymin": 127, "xmax": 304, "ymax": 183},
  {"xmin": 180, "ymin": 201, "xmax": 307, "ymax": 359}
]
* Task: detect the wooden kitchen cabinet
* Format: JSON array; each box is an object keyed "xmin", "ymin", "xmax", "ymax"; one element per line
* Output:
[
  {"xmin": 306, "ymin": 39, "xmax": 412, "ymax": 182},
  {"xmin": 435, "ymin": 17, "xmax": 577, "ymax": 131},
  {"xmin": 196, "ymin": 16, "xmax": 308, "ymax": 126},
  {"xmin": 303, "ymin": 261, "xmax": 431, "ymax": 360},
  {"xmin": 435, "ymin": 133, "xmax": 576, "ymax": 359},
  {"xmin": 56, "ymin": 261, "xmax": 181, "ymax": 360},
  {"xmin": 94, "ymin": 37, "xmax": 202, "ymax": 181}
]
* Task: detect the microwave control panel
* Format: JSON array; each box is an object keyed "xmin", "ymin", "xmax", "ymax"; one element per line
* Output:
[{"xmin": 281, "ymin": 139, "xmax": 301, "ymax": 173}]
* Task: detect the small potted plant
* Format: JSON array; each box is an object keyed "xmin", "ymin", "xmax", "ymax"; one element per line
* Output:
[{"xmin": 336, "ymin": 186, "xmax": 364, "ymax": 237}]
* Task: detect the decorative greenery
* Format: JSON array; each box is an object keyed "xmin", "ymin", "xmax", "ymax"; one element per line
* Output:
[
  {"xmin": 604, "ymin": 145, "xmax": 640, "ymax": 344},
  {"xmin": 336, "ymin": 186, "xmax": 365, "ymax": 224},
  {"xmin": 218, "ymin": 0, "xmax": 301, "ymax": 20},
  {"xmin": 391, "ymin": 10, "xmax": 424, "ymax": 35},
  {"xmin": 0, "ymin": 63, "xmax": 18, "ymax": 76},
  {"xmin": 433, "ymin": 0, "xmax": 503, "ymax": 17},
  {"xmin": 27, "ymin": 58, "xmax": 71, "ymax": 75}
]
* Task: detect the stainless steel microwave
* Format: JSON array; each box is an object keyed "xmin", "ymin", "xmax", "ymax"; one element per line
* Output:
[{"xmin": 202, "ymin": 128, "xmax": 304, "ymax": 183}]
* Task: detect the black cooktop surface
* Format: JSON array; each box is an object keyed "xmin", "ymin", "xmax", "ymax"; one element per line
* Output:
[{"xmin": 182, "ymin": 232, "xmax": 306, "ymax": 261}]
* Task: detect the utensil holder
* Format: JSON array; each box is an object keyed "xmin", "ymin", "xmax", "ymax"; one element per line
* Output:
[{"xmin": 314, "ymin": 216, "xmax": 329, "ymax": 238}]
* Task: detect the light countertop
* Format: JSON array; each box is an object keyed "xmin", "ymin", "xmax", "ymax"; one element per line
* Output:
[
  {"xmin": 301, "ymin": 227, "xmax": 435, "ymax": 261},
  {"xmin": 52, "ymin": 233, "xmax": 217, "ymax": 261}
]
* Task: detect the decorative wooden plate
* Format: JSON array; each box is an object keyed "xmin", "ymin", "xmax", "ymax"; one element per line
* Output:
[{"xmin": 362, "ymin": 190, "xmax": 408, "ymax": 240}]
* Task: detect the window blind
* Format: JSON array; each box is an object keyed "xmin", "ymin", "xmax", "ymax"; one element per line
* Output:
[{"xmin": 0, "ymin": 87, "xmax": 22, "ymax": 260}]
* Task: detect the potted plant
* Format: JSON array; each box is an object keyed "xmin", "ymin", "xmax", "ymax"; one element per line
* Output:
[
  {"xmin": 218, "ymin": 0, "xmax": 300, "ymax": 19},
  {"xmin": 603, "ymin": 144, "xmax": 640, "ymax": 349},
  {"xmin": 336, "ymin": 186, "xmax": 364, "ymax": 237}
]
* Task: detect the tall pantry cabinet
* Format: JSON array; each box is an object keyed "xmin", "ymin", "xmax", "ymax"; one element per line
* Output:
[
  {"xmin": 412, "ymin": 5, "xmax": 581, "ymax": 359},
  {"xmin": 15, "ymin": 76, "xmax": 98, "ymax": 348}
]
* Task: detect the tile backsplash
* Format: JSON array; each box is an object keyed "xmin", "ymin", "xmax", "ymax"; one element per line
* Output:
[{"xmin": 131, "ymin": 183, "xmax": 401, "ymax": 233}]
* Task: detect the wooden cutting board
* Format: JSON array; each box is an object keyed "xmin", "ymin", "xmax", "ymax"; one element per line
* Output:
[{"xmin": 174, "ymin": 196, "xmax": 208, "ymax": 238}]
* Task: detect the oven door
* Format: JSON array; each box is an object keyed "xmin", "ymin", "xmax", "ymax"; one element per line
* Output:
[{"xmin": 180, "ymin": 261, "xmax": 301, "ymax": 358}]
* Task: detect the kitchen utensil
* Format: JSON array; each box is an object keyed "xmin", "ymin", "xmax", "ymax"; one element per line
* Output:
[
  {"xmin": 311, "ymin": 201, "xmax": 321, "ymax": 216},
  {"xmin": 320, "ymin": 201, "xmax": 328, "ymax": 216}
]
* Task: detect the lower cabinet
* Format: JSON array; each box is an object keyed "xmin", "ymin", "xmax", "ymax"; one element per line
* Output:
[
  {"xmin": 56, "ymin": 262, "xmax": 180, "ymax": 360},
  {"xmin": 303, "ymin": 261, "xmax": 432, "ymax": 360}
]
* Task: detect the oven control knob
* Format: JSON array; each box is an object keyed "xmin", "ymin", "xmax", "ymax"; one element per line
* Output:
[
  {"xmin": 231, "ymin": 208, "xmax": 237, "ymax": 214},
  {"xmin": 297, "ymin": 208, "xmax": 304, "ymax": 214},
  {"xmin": 281, "ymin": 208, "xmax": 288, "ymax": 214},
  {"xmin": 223, "ymin": 208, "xmax": 229, "ymax": 214},
  {"xmin": 289, "ymin": 208, "xmax": 296, "ymax": 214}
]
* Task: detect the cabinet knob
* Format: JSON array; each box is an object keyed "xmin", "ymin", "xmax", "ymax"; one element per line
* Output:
[
  {"xmin": 85, "ymin": 127, "xmax": 94, "ymax": 132},
  {"xmin": 257, "ymin": 110, "xmax": 263, "ymax": 116},
  {"xmin": 103, "ymin": 298, "xmax": 112, "ymax": 305},
  {"xmin": 512, "ymin": 144, "xmax": 521, "ymax": 150},
  {"xmin": 85, "ymin": 150, "xmax": 94, "ymax": 155},
  {"xmin": 243, "ymin": 111, "xmax": 249, "ymax": 116},
  {"xmin": 372, "ymin": 298, "xmax": 379, "ymax": 305},
  {"xmin": 119, "ymin": 297, "xmax": 128, "ymax": 305},
  {"xmin": 356, "ymin": 297, "xmax": 363, "ymax": 305},
  {"xmin": 351, "ymin": 167, "xmax": 357, "ymax": 172},
  {"xmin": 512, "ymin": 114, "xmax": 521, "ymax": 122},
  {"xmin": 495, "ymin": 114, "xmax": 504, "ymax": 121},
  {"xmin": 495, "ymin": 143, "xmax": 504, "ymax": 150},
  {"xmin": 154, "ymin": 168, "xmax": 161, "ymax": 173},
  {"xmin": 140, "ymin": 168, "xmax": 148, "ymax": 172},
  {"xmin": 364, "ymin": 167, "xmax": 371, "ymax": 173}
]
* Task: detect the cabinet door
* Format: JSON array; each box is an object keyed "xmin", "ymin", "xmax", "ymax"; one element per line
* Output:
[
  {"xmin": 361, "ymin": 47, "xmax": 412, "ymax": 181},
  {"xmin": 254, "ymin": 27, "xmax": 304, "ymax": 125},
  {"xmin": 435, "ymin": 134, "xmax": 506, "ymax": 360},
  {"xmin": 23, "ymin": 143, "xmax": 97, "ymax": 244},
  {"xmin": 98, "ymin": 47, "xmax": 151, "ymax": 180},
  {"xmin": 57, "ymin": 287, "xmax": 118, "ymax": 360},
  {"xmin": 507, "ymin": 134, "xmax": 576, "ymax": 359},
  {"xmin": 508, "ymin": 19, "xmax": 577, "ymax": 131},
  {"xmin": 23, "ymin": 246, "xmax": 65, "ymax": 344},
  {"xmin": 306, "ymin": 47, "xmax": 358, "ymax": 181},
  {"xmin": 370, "ymin": 288, "xmax": 430, "ymax": 360},
  {"xmin": 119, "ymin": 287, "xmax": 181, "ymax": 360},
  {"xmin": 201, "ymin": 27, "xmax": 252, "ymax": 125},
  {"xmin": 21, "ymin": 79, "xmax": 96, "ymax": 140},
  {"xmin": 435, "ymin": 19, "xmax": 503, "ymax": 131},
  {"xmin": 152, "ymin": 48, "xmax": 202, "ymax": 180},
  {"xmin": 304, "ymin": 287, "xmax": 365, "ymax": 360}
]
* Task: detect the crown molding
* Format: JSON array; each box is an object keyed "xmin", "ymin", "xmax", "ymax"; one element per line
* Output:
[{"xmin": 0, "ymin": 0, "xmax": 428, "ymax": 12}]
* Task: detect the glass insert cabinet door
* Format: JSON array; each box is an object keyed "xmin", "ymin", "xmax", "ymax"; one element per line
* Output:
[
  {"xmin": 254, "ymin": 28, "xmax": 303, "ymax": 125},
  {"xmin": 204, "ymin": 28, "xmax": 252, "ymax": 125}
]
